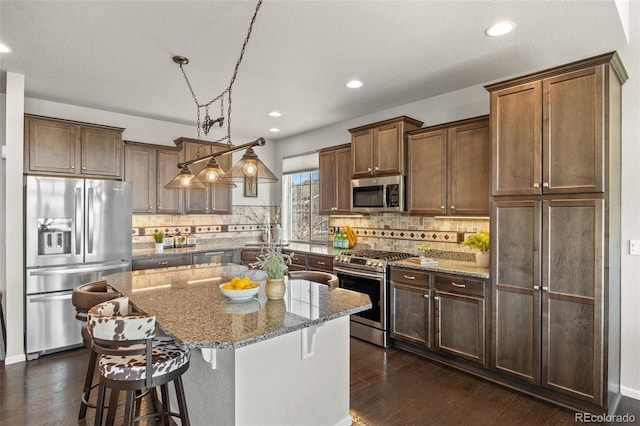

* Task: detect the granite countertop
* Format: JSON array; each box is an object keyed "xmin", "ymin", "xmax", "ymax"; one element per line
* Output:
[
  {"xmin": 132, "ymin": 242, "xmax": 339, "ymax": 260},
  {"xmin": 389, "ymin": 257, "xmax": 490, "ymax": 279},
  {"xmin": 102, "ymin": 263, "xmax": 372, "ymax": 349}
]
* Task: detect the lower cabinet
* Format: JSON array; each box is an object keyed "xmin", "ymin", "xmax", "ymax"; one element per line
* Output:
[
  {"xmin": 307, "ymin": 254, "xmax": 333, "ymax": 272},
  {"xmin": 132, "ymin": 254, "xmax": 192, "ymax": 271},
  {"xmin": 285, "ymin": 251, "xmax": 308, "ymax": 272},
  {"xmin": 390, "ymin": 267, "xmax": 487, "ymax": 366}
]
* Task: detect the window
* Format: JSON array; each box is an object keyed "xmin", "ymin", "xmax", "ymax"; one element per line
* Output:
[{"xmin": 282, "ymin": 171, "xmax": 328, "ymax": 243}]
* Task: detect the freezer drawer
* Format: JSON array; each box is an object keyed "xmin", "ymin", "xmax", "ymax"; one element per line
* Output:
[
  {"xmin": 25, "ymin": 290, "xmax": 83, "ymax": 358},
  {"xmin": 25, "ymin": 260, "xmax": 131, "ymax": 294}
]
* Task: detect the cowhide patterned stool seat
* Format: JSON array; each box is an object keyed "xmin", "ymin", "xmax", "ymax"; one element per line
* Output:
[
  {"xmin": 71, "ymin": 280, "xmax": 122, "ymax": 420},
  {"xmin": 88, "ymin": 297, "xmax": 191, "ymax": 426}
]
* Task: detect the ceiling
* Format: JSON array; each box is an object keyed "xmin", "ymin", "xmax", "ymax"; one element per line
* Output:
[{"xmin": 0, "ymin": 0, "xmax": 628, "ymax": 142}]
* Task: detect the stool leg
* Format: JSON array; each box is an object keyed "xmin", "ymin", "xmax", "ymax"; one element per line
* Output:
[
  {"xmin": 122, "ymin": 390, "xmax": 135, "ymax": 426},
  {"xmin": 160, "ymin": 384, "xmax": 171, "ymax": 426},
  {"xmin": 79, "ymin": 349, "xmax": 98, "ymax": 420},
  {"xmin": 105, "ymin": 389, "xmax": 119, "ymax": 426},
  {"xmin": 174, "ymin": 377, "xmax": 191, "ymax": 426},
  {"xmin": 150, "ymin": 387, "xmax": 161, "ymax": 421},
  {"xmin": 94, "ymin": 383, "xmax": 106, "ymax": 426}
]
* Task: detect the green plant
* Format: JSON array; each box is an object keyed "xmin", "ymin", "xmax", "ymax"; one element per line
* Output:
[
  {"xmin": 250, "ymin": 246, "xmax": 292, "ymax": 279},
  {"xmin": 461, "ymin": 230, "xmax": 490, "ymax": 252},
  {"xmin": 153, "ymin": 231, "xmax": 164, "ymax": 243},
  {"xmin": 417, "ymin": 243, "xmax": 430, "ymax": 254}
]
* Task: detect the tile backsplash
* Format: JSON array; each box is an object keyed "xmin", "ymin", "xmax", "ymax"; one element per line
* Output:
[{"xmin": 330, "ymin": 214, "xmax": 490, "ymax": 261}]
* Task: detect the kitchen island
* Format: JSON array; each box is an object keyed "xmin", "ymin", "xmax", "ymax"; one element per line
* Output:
[{"xmin": 103, "ymin": 263, "xmax": 371, "ymax": 426}]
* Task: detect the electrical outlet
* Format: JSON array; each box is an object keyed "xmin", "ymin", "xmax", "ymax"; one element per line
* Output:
[{"xmin": 630, "ymin": 240, "xmax": 640, "ymax": 255}]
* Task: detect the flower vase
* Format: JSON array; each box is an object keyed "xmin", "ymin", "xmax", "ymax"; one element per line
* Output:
[
  {"xmin": 155, "ymin": 243, "xmax": 164, "ymax": 253},
  {"xmin": 476, "ymin": 251, "xmax": 490, "ymax": 268},
  {"xmin": 265, "ymin": 278, "xmax": 286, "ymax": 300}
]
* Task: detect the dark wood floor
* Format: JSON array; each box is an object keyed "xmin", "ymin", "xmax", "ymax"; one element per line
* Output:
[{"xmin": 1, "ymin": 338, "xmax": 639, "ymax": 425}]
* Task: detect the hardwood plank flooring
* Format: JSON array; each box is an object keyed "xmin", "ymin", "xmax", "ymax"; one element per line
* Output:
[{"xmin": 1, "ymin": 338, "xmax": 639, "ymax": 425}]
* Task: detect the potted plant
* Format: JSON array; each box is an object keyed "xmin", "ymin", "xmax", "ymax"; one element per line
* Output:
[
  {"xmin": 250, "ymin": 245, "xmax": 292, "ymax": 300},
  {"xmin": 153, "ymin": 230, "xmax": 165, "ymax": 253},
  {"xmin": 417, "ymin": 243, "xmax": 431, "ymax": 265},
  {"xmin": 461, "ymin": 230, "xmax": 490, "ymax": 267}
]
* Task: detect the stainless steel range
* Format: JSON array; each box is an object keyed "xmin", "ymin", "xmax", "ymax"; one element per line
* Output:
[{"xmin": 333, "ymin": 249, "xmax": 412, "ymax": 347}]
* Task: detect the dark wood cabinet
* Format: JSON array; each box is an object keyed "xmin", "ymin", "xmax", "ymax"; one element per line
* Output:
[
  {"xmin": 177, "ymin": 138, "xmax": 233, "ymax": 215},
  {"xmin": 319, "ymin": 144, "xmax": 351, "ymax": 215},
  {"xmin": 407, "ymin": 116, "xmax": 490, "ymax": 216},
  {"xmin": 240, "ymin": 249, "xmax": 261, "ymax": 266},
  {"xmin": 24, "ymin": 115, "xmax": 124, "ymax": 179},
  {"xmin": 433, "ymin": 274, "xmax": 486, "ymax": 366},
  {"xmin": 284, "ymin": 251, "xmax": 307, "ymax": 272},
  {"xmin": 390, "ymin": 267, "xmax": 432, "ymax": 348},
  {"xmin": 487, "ymin": 52, "xmax": 627, "ymax": 411},
  {"xmin": 124, "ymin": 142, "xmax": 183, "ymax": 214},
  {"xmin": 349, "ymin": 116, "xmax": 422, "ymax": 178},
  {"xmin": 132, "ymin": 254, "xmax": 192, "ymax": 271},
  {"xmin": 307, "ymin": 254, "xmax": 333, "ymax": 272}
]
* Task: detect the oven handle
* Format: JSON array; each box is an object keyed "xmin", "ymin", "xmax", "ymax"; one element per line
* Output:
[{"xmin": 334, "ymin": 266, "xmax": 384, "ymax": 281}]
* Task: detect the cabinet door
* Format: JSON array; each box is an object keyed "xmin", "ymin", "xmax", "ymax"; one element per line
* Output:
[
  {"xmin": 491, "ymin": 82, "xmax": 541, "ymax": 196},
  {"xmin": 210, "ymin": 150, "xmax": 232, "ymax": 214},
  {"xmin": 374, "ymin": 122, "xmax": 403, "ymax": 176},
  {"xmin": 183, "ymin": 142, "xmax": 211, "ymax": 214},
  {"xmin": 308, "ymin": 254, "xmax": 333, "ymax": 272},
  {"xmin": 492, "ymin": 200, "xmax": 541, "ymax": 384},
  {"xmin": 448, "ymin": 119, "xmax": 490, "ymax": 215},
  {"xmin": 26, "ymin": 118, "xmax": 77, "ymax": 174},
  {"xmin": 351, "ymin": 129, "xmax": 373, "ymax": 178},
  {"xmin": 542, "ymin": 199, "xmax": 604, "ymax": 404},
  {"xmin": 319, "ymin": 150, "xmax": 336, "ymax": 215},
  {"xmin": 543, "ymin": 66, "xmax": 604, "ymax": 194},
  {"xmin": 156, "ymin": 149, "xmax": 183, "ymax": 214},
  {"xmin": 391, "ymin": 283, "xmax": 431, "ymax": 348},
  {"xmin": 334, "ymin": 147, "xmax": 352, "ymax": 213},
  {"xmin": 80, "ymin": 127, "xmax": 123, "ymax": 177},
  {"xmin": 124, "ymin": 144, "xmax": 156, "ymax": 213},
  {"xmin": 407, "ymin": 129, "xmax": 446, "ymax": 215},
  {"xmin": 434, "ymin": 290, "xmax": 485, "ymax": 365}
]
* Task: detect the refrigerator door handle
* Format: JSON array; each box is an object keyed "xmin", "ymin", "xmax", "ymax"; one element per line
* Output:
[
  {"xmin": 75, "ymin": 187, "xmax": 82, "ymax": 255},
  {"xmin": 87, "ymin": 187, "xmax": 94, "ymax": 254},
  {"xmin": 28, "ymin": 261, "xmax": 131, "ymax": 276},
  {"xmin": 29, "ymin": 292, "xmax": 73, "ymax": 303}
]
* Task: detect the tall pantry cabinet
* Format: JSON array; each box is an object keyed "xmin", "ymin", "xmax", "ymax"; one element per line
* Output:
[{"xmin": 486, "ymin": 52, "xmax": 627, "ymax": 412}]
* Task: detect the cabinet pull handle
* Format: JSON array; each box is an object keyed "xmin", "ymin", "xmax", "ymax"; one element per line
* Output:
[
  {"xmin": 542, "ymin": 182, "xmax": 549, "ymax": 188},
  {"xmin": 423, "ymin": 294, "xmax": 429, "ymax": 299},
  {"xmin": 403, "ymin": 275, "xmax": 416, "ymax": 280},
  {"xmin": 451, "ymin": 282, "xmax": 465, "ymax": 288},
  {"xmin": 542, "ymin": 286, "xmax": 549, "ymax": 291},
  {"xmin": 434, "ymin": 296, "xmax": 439, "ymax": 301},
  {"xmin": 440, "ymin": 205, "xmax": 445, "ymax": 210},
  {"xmin": 317, "ymin": 261, "xmax": 326, "ymax": 265},
  {"xmin": 375, "ymin": 166, "xmax": 379, "ymax": 171},
  {"xmin": 159, "ymin": 261, "xmax": 169, "ymax": 265},
  {"xmin": 533, "ymin": 183, "xmax": 540, "ymax": 188},
  {"xmin": 450, "ymin": 205, "xmax": 455, "ymax": 210},
  {"xmin": 533, "ymin": 285, "xmax": 540, "ymax": 291}
]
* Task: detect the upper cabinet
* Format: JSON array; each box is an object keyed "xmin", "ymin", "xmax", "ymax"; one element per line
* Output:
[
  {"xmin": 175, "ymin": 138, "xmax": 233, "ymax": 215},
  {"xmin": 124, "ymin": 142, "xmax": 183, "ymax": 214},
  {"xmin": 24, "ymin": 114, "xmax": 124, "ymax": 179},
  {"xmin": 348, "ymin": 116, "xmax": 423, "ymax": 178},
  {"xmin": 486, "ymin": 52, "xmax": 628, "ymax": 196},
  {"xmin": 319, "ymin": 144, "xmax": 352, "ymax": 215},
  {"xmin": 407, "ymin": 116, "xmax": 490, "ymax": 216}
]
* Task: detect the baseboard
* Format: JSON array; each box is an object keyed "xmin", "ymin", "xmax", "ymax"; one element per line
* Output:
[
  {"xmin": 4, "ymin": 353, "xmax": 26, "ymax": 365},
  {"xmin": 334, "ymin": 414, "xmax": 353, "ymax": 426},
  {"xmin": 621, "ymin": 385, "xmax": 640, "ymax": 401}
]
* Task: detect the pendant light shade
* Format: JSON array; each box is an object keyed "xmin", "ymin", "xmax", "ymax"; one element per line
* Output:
[
  {"xmin": 164, "ymin": 165, "xmax": 206, "ymax": 189},
  {"xmin": 222, "ymin": 147, "xmax": 278, "ymax": 182},
  {"xmin": 193, "ymin": 157, "xmax": 237, "ymax": 187}
]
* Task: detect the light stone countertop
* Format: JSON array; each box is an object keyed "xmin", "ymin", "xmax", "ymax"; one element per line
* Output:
[
  {"xmin": 131, "ymin": 242, "xmax": 340, "ymax": 260},
  {"xmin": 389, "ymin": 257, "xmax": 490, "ymax": 279},
  {"xmin": 102, "ymin": 263, "xmax": 372, "ymax": 349}
]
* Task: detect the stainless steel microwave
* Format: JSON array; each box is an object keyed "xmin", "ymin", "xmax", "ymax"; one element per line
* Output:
[{"xmin": 351, "ymin": 175, "xmax": 404, "ymax": 213}]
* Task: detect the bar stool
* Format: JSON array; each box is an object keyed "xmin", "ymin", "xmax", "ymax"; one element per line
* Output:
[
  {"xmin": 288, "ymin": 270, "xmax": 339, "ymax": 286},
  {"xmin": 71, "ymin": 280, "xmax": 122, "ymax": 420},
  {"xmin": 88, "ymin": 297, "xmax": 191, "ymax": 426}
]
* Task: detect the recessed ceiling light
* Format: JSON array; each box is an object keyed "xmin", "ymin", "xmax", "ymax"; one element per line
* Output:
[
  {"xmin": 0, "ymin": 42, "xmax": 12, "ymax": 53},
  {"xmin": 268, "ymin": 111, "xmax": 282, "ymax": 117},
  {"xmin": 346, "ymin": 80, "xmax": 363, "ymax": 89},
  {"xmin": 485, "ymin": 21, "xmax": 515, "ymax": 37},
  {"xmin": 269, "ymin": 128, "xmax": 280, "ymax": 132}
]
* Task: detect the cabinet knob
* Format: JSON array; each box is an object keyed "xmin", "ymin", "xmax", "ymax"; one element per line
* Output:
[
  {"xmin": 533, "ymin": 285, "xmax": 540, "ymax": 291},
  {"xmin": 367, "ymin": 167, "xmax": 372, "ymax": 173},
  {"xmin": 423, "ymin": 294, "xmax": 429, "ymax": 299},
  {"xmin": 374, "ymin": 166, "xmax": 379, "ymax": 171},
  {"xmin": 542, "ymin": 182, "xmax": 549, "ymax": 188},
  {"xmin": 440, "ymin": 205, "xmax": 445, "ymax": 210},
  {"xmin": 533, "ymin": 183, "xmax": 540, "ymax": 188},
  {"xmin": 434, "ymin": 296, "xmax": 439, "ymax": 301},
  {"xmin": 70, "ymin": 166, "xmax": 75, "ymax": 169},
  {"xmin": 82, "ymin": 166, "xmax": 86, "ymax": 170},
  {"xmin": 542, "ymin": 286, "xmax": 549, "ymax": 291},
  {"xmin": 450, "ymin": 205, "xmax": 455, "ymax": 210}
]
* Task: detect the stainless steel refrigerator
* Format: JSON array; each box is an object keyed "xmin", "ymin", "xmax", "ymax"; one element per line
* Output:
[{"xmin": 24, "ymin": 176, "xmax": 132, "ymax": 358}]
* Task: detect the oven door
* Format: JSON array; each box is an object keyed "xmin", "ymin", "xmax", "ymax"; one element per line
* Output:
[{"xmin": 334, "ymin": 266, "xmax": 385, "ymax": 330}]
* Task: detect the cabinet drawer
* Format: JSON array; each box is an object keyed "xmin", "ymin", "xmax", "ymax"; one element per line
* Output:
[
  {"xmin": 241, "ymin": 249, "xmax": 262, "ymax": 262},
  {"xmin": 132, "ymin": 254, "xmax": 192, "ymax": 271},
  {"xmin": 285, "ymin": 251, "xmax": 307, "ymax": 267},
  {"xmin": 308, "ymin": 255, "xmax": 333, "ymax": 272},
  {"xmin": 433, "ymin": 274, "xmax": 485, "ymax": 297},
  {"xmin": 389, "ymin": 267, "xmax": 430, "ymax": 288}
]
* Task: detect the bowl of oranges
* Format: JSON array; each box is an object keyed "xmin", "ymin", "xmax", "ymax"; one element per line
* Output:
[{"xmin": 219, "ymin": 276, "xmax": 261, "ymax": 301}]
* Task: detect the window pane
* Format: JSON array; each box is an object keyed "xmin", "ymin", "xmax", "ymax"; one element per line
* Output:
[{"xmin": 283, "ymin": 170, "xmax": 327, "ymax": 244}]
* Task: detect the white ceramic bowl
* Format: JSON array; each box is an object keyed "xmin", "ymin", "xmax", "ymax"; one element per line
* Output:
[{"xmin": 219, "ymin": 283, "xmax": 260, "ymax": 301}]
